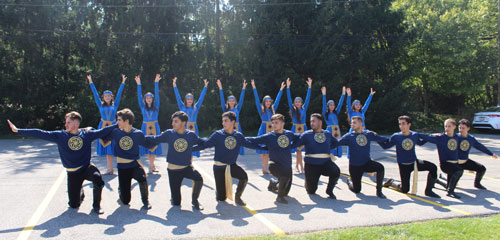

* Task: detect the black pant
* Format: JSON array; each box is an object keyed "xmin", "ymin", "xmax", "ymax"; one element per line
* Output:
[
  {"xmin": 398, "ymin": 160, "xmax": 437, "ymax": 193},
  {"xmin": 459, "ymin": 159, "xmax": 486, "ymax": 173},
  {"xmin": 348, "ymin": 160, "xmax": 384, "ymax": 193},
  {"xmin": 118, "ymin": 165, "xmax": 147, "ymax": 205},
  {"xmin": 213, "ymin": 163, "xmax": 248, "ymax": 201},
  {"xmin": 168, "ymin": 166, "xmax": 203, "ymax": 205},
  {"xmin": 304, "ymin": 161, "xmax": 340, "ymax": 194},
  {"xmin": 269, "ymin": 162, "xmax": 292, "ymax": 197},
  {"xmin": 440, "ymin": 162, "xmax": 464, "ymax": 177},
  {"xmin": 67, "ymin": 164, "xmax": 104, "ymax": 209}
]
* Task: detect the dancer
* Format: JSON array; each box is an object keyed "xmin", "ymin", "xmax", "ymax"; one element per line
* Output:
[
  {"xmin": 7, "ymin": 112, "xmax": 117, "ymax": 214},
  {"xmin": 216, "ymin": 79, "xmax": 247, "ymax": 155},
  {"xmin": 193, "ymin": 112, "xmax": 265, "ymax": 205},
  {"xmin": 286, "ymin": 77, "xmax": 312, "ymax": 173},
  {"xmin": 136, "ymin": 74, "xmax": 162, "ymax": 174},
  {"xmin": 246, "ymin": 114, "xmax": 301, "ymax": 204},
  {"xmin": 345, "ymin": 87, "xmax": 375, "ymax": 159},
  {"xmin": 251, "ymin": 79, "xmax": 285, "ymax": 174},
  {"xmin": 322, "ymin": 86, "xmax": 345, "ymax": 157},
  {"xmin": 378, "ymin": 116, "xmax": 440, "ymax": 198},
  {"xmin": 147, "ymin": 111, "xmax": 205, "ymax": 210},
  {"xmin": 173, "ymin": 77, "xmax": 208, "ymax": 158},
  {"xmin": 87, "ymin": 74, "xmax": 126, "ymax": 175},
  {"xmin": 337, "ymin": 116, "xmax": 388, "ymax": 198}
]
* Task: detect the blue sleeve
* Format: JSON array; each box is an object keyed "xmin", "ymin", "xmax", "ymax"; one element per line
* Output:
[
  {"xmin": 246, "ymin": 135, "xmax": 266, "ymax": 145},
  {"xmin": 322, "ymin": 94, "xmax": 327, "ymax": 116},
  {"xmin": 192, "ymin": 137, "xmax": 211, "ymax": 152},
  {"xmin": 252, "ymin": 88, "xmax": 262, "ymax": 117},
  {"xmin": 18, "ymin": 129, "xmax": 59, "ymax": 142},
  {"xmin": 273, "ymin": 90, "xmax": 283, "ymax": 111},
  {"xmin": 237, "ymin": 89, "xmax": 245, "ymax": 112},
  {"xmin": 336, "ymin": 94, "xmax": 345, "ymax": 116},
  {"xmin": 90, "ymin": 124, "xmax": 118, "ymax": 140},
  {"xmin": 361, "ymin": 93, "xmax": 373, "ymax": 115},
  {"xmin": 329, "ymin": 134, "xmax": 339, "ymax": 149},
  {"xmin": 137, "ymin": 84, "xmax": 145, "ymax": 109},
  {"xmin": 417, "ymin": 133, "xmax": 439, "ymax": 144},
  {"xmin": 471, "ymin": 137, "xmax": 494, "ymax": 156},
  {"xmin": 368, "ymin": 132, "xmax": 388, "ymax": 142},
  {"xmin": 173, "ymin": 86, "xmax": 185, "ymax": 110},
  {"xmin": 346, "ymin": 95, "xmax": 352, "ymax": 121},
  {"xmin": 219, "ymin": 89, "xmax": 226, "ymax": 111},
  {"xmin": 416, "ymin": 136, "xmax": 427, "ymax": 146},
  {"xmin": 154, "ymin": 82, "xmax": 160, "ymax": 109},
  {"xmin": 337, "ymin": 134, "xmax": 350, "ymax": 146},
  {"xmin": 286, "ymin": 88, "xmax": 293, "ymax": 111},
  {"xmin": 290, "ymin": 133, "xmax": 303, "ymax": 149},
  {"xmin": 240, "ymin": 134, "xmax": 266, "ymax": 150},
  {"xmin": 144, "ymin": 135, "xmax": 159, "ymax": 149},
  {"xmin": 303, "ymin": 87, "xmax": 311, "ymax": 110},
  {"xmin": 89, "ymin": 83, "xmax": 102, "ymax": 108},
  {"xmin": 148, "ymin": 131, "xmax": 169, "ymax": 144},
  {"xmin": 195, "ymin": 86, "xmax": 207, "ymax": 109},
  {"xmin": 114, "ymin": 83, "xmax": 125, "ymax": 109},
  {"xmin": 378, "ymin": 135, "xmax": 395, "ymax": 149}
]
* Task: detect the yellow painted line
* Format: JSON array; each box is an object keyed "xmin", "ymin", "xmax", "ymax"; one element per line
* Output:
[
  {"xmin": 464, "ymin": 172, "xmax": 500, "ymax": 182},
  {"xmin": 17, "ymin": 169, "xmax": 66, "ymax": 240},
  {"xmin": 340, "ymin": 173, "xmax": 471, "ymax": 216},
  {"xmin": 192, "ymin": 162, "xmax": 286, "ymax": 236}
]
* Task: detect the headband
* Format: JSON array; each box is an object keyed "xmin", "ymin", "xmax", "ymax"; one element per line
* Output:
[
  {"xmin": 144, "ymin": 93, "xmax": 154, "ymax": 98},
  {"xmin": 352, "ymin": 100, "xmax": 360, "ymax": 106},
  {"xmin": 263, "ymin": 97, "xmax": 272, "ymax": 101},
  {"xmin": 185, "ymin": 94, "xmax": 194, "ymax": 99},
  {"xmin": 294, "ymin": 97, "xmax": 303, "ymax": 102},
  {"xmin": 327, "ymin": 100, "xmax": 335, "ymax": 105},
  {"xmin": 103, "ymin": 90, "xmax": 113, "ymax": 95},
  {"xmin": 227, "ymin": 96, "xmax": 236, "ymax": 100}
]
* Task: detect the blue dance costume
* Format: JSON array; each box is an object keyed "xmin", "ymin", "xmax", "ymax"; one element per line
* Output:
[
  {"xmin": 322, "ymin": 92, "xmax": 345, "ymax": 157},
  {"xmin": 252, "ymin": 87, "xmax": 283, "ymax": 154},
  {"xmin": 174, "ymin": 86, "xmax": 207, "ymax": 157},
  {"xmin": 346, "ymin": 93, "xmax": 373, "ymax": 158},
  {"xmin": 138, "ymin": 82, "xmax": 162, "ymax": 156},
  {"xmin": 89, "ymin": 82, "xmax": 125, "ymax": 156},
  {"xmin": 287, "ymin": 87, "xmax": 311, "ymax": 152},
  {"xmin": 219, "ymin": 88, "xmax": 246, "ymax": 155}
]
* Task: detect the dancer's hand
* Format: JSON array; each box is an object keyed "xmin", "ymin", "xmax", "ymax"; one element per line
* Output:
[
  {"xmin": 242, "ymin": 80, "xmax": 247, "ymax": 89},
  {"xmin": 204, "ymin": 79, "xmax": 209, "ymax": 87},
  {"xmin": 321, "ymin": 86, "xmax": 326, "ymax": 95},
  {"xmin": 135, "ymin": 76, "xmax": 141, "ymax": 85},
  {"xmin": 216, "ymin": 79, "xmax": 222, "ymax": 90},
  {"xmin": 371, "ymin": 88, "xmax": 376, "ymax": 95},
  {"xmin": 251, "ymin": 79, "xmax": 256, "ymax": 88},
  {"xmin": 286, "ymin": 78, "xmax": 291, "ymax": 88},
  {"xmin": 493, "ymin": 154, "xmax": 498, "ymax": 159},
  {"xmin": 87, "ymin": 75, "xmax": 93, "ymax": 84},
  {"xmin": 154, "ymin": 74, "xmax": 161, "ymax": 83},
  {"xmin": 280, "ymin": 81, "xmax": 286, "ymax": 91},
  {"xmin": 346, "ymin": 88, "xmax": 351, "ymax": 96},
  {"xmin": 7, "ymin": 120, "xmax": 18, "ymax": 133},
  {"xmin": 172, "ymin": 77, "xmax": 177, "ymax": 87},
  {"xmin": 306, "ymin": 77, "xmax": 312, "ymax": 88},
  {"xmin": 121, "ymin": 74, "xmax": 127, "ymax": 83}
]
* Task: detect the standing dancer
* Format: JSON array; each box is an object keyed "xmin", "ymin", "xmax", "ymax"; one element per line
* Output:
[
  {"xmin": 7, "ymin": 112, "xmax": 117, "ymax": 214},
  {"xmin": 378, "ymin": 116, "xmax": 440, "ymax": 198},
  {"xmin": 418, "ymin": 119, "xmax": 463, "ymax": 198},
  {"xmin": 216, "ymin": 79, "xmax": 247, "ymax": 155},
  {"xmin": 251, "ymin": 79, "xmax": 285, "ymax": 174},
  {"xmin": 346, "ymin": 87, "xmax": 375, "ymax": 159},
  {"xmin": 286, "ymin": 77, "xmax": 312, "ymax": 174},
  {"xmin": 173, "ymin": 77, "xmax": 208, "ymax": 158},
  {"xmin": 337, "ymin": 116, "xmax": 388, "ymax": 198},
  {"xmin": 193, "ymin": 112, "xmax": 265, "ymax": 205},
  {"xmin": 87, "ymin": 74, "xmax": 126, "ymax": 175},
  {"xmin": 136, "ymin": 74, "xmax": 162, "ymax": 174},
  {"xmin": 322, "ymin": 86, "xmax": 346, "ymax": 158},
  {"xmin": 147, "ymin": 111, "xmax": 206, "ymax": 210}
]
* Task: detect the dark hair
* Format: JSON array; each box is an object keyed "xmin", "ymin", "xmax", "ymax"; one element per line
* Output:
[
  {"xmin": 311, "ymin": 113, "xmax": 323, "ymax": 122},
  {"xmin": 261, "ymin": 95, "xmax": 275, "ymax": 115},
  {"xmin": 458, "ymin": 119, "xmax": 471, "ymax": 128},
  {"xmin": 65, "ymin": 111, "xmax": 82, "ymax": 122},
  {"xmin": 117, "ymin": 108, "xmax": 135, "ymax": 125},
  {"xmin": 143, "ymin": 92, "xmax": 157, "ymax": 112},
  {"xmin": 222, "ymin": 111, "xmax": 237, "ymax": 122},
  {"xmin": 290, "ymin": 100, "xmax": 302, "ymax": 123},
  {"xmin": 225, "ymin": 95, "xmax": 237, "ymax": 111},
  {"xmin": 326, "ymin": 100, "xmax": 336, "ymax": 115},
  {"xmin": 172, "ymin": 111, "xmax": 188, "ymax": 122},
  {"xmin": 398, "ymin": 115, "xmax": 412, "ymax": 124},
  {"xmin": 351, "ymin": 100, "xmax": 362, "ymax": 112},
  {"xmin": 271, "ymin": 113, "xmax": 285, "ymax": 122},
  {"xmin": 351, "ymin": 116, "xmax": 363, "ymax": 123},
  {"xmin": 184, "ymin": 93, "xmax": 195, "ymax": 108},
  {"xmin": 101, "ymin": 91, "xmax": 114, "ymax": 107},
  {"xmin": 445, "ymin": 118, "xmax": 457, "ymax": 126}
]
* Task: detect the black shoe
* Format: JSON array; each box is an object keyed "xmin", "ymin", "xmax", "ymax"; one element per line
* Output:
[
  {"xmin": 275, "ymin": 196, "xmax": 288, "ymax": 204},
  {"xmin": 235, "ymin": 196, "xmax": 246, "ymax": 206},
  {"xmin": 383, "ymin": 178, "xmax": 394, "ymax": 188},
  {"xmin": 474, "ymin": 183, "xmax": 487, "ymax": 190},
  {"xmin": 425, "ymin": 190, "xmax": 441, "ymax": 198},
  {"xmin": 192, "ymin": 200, "xmax": 204, "ymax": 210},
  {"xmin": 117, "ymin": 199, "xmax": 129, "ymax": 206},
  {"xmin": 377, "ymin": 191, "xmax": 386, "ymax": 199},
  {"xmin": 268, "ymin": 179, "xmax": 278, "ymax": 193},
  {"xmin": 142, "ymin": 202, "xmax": 152, "ymax": 210},
  {"xmin": 93, "ymin": 207, "xmax": 104, "ymax": 214},
  {"xmin": 447, "ymin": 192, "xmax": 461, "ymax": 199},
  {"xmin": 326, "ymin": 191, "xmax": 336, "ymax": 200}
]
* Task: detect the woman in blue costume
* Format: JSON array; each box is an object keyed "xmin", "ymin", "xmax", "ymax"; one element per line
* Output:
[
  {"xmin": 322, "ymin": 85, "xmax": 345, "ymax": 158},
  {"xmin": 87, "ymin": 74, "xmax": 126, "ymax": 175},
  {"xmin": 286, "ymin": 77, "xmax": 312, "ymax": 174},
  {"xmin": 173, "ymin": 77, "xmax": 208, "ymax": 157},
  {"xmin": 251, "ymin": 79, "xmax": 285, "ymax": 174},
  {"xmin": 346, "ymin": 87, "xmax": 375, "ymax": 158},
  {"xmin": 136, "ymin": 74, "xmax": 162, "ymax": 174},
  {"xmin": 216, "ymin": 79, "xmax": 247, "ymax": 155}
]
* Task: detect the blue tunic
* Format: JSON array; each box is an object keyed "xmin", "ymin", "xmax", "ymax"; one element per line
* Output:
[
  {"xmin": 346, "ymin": 93, "xmax": 373, "ymax": 158},
  {"xmin": 338, "ymin": 130, "xmax": 388, "ymax": 166},
  {"xmin": 322, "ymin": 93, "xmax": 345, "ymax": 157},
  {"xmin": 138, "ymin": 82, "xmax": 162, "ymax": 156},
  {"xmin": 457, "ymin": 134, "xmax": 494, "ymax": 160},
  {"xmin": 107, "ymin": 128, "xmax": 153, "ymax": 169},
  {"xmin": 89, "ymin": 82, "xmax": 125, "ymax": 156},
  {"xmin": 219, "ymin": 88, "xmax": 246, "ymax": 155},
  {"xmin": 148, "ymin": 129, "xmax": 204, "ymax": 166},
  {"xmin": 252, "ymin": 87, "xmax": 283, "ymax": 154},
  {"xmin": 297, "ymin": 130, "xmax": 339, "ymax": 165},
  {"xmin": 246, "ymin": 130, "xmax": 301, "ymax": 168},
  {"xmin": 174, "ymin": 86, "xmax": 207, "ymax": 157},
  {"xmin": 17, "ymin": 125, "xmax": 117, "ymax": 172},
  {"xmin": 418, "ymin": 133, "xmax": 459, "ymax": 164},
  {"xmin": 378, "ymin": 131, "xmax": 427, "ymax": 164},
  {"xmin": 287, "ymin": 87, "xmax": 311, "ymax": 153}
]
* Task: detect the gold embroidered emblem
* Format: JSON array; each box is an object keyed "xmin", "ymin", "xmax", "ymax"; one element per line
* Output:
[
  {"xmin": 225, "ymin": 136, "xmax": 237, "ymax": 150},
  {"xmin": 119, "ymin": 136, "xmax": 133, "ymax": 151},
  {"xmin": 174, "ymin": 138, "xmax": 188, "ymax": 152},
  {"xmin": 277, "ymin": 135, "xmax": 289, "ymax": 148},
  {"xmin": 314, "ymin": 133, "xmax": 326, "ymax": 143},
  {"xmin": 460, "ymin": 140, "xmax": 470, "ymax": 152},
  {"xmin": 402, "ymin": 138, "xmax": 414, "ymax": 151},
  {"xmin": 68, "ymin": 136, "xmax": 83, "ymax": 151},
  {"xmin": 447, "ymin": 139, "xmax": 457, "ymax": 151},
  {"xmin": 356, "ymin": 134, "xmax": 368, "ymax": 147}
]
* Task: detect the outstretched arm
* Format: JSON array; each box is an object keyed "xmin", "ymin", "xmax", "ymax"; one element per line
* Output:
[
  {"xmin": 88, "ymin": 75, "xmax": 102, "ymax": 108},
  {"xmin": 9, "ymin": 120, "xmax": 60, "ymax": 142},
  {"xmin": 471, "ymin": 137, "xmax": 495, "ymax": 156}
]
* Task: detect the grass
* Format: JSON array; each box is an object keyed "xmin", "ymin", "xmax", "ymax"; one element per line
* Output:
[{"xmin": 229, "ymin": 214, "xmax": 500, "ymax": 240}]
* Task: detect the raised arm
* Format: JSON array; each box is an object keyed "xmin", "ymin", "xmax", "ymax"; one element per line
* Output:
[
  {"xmin": 273, "ymin": 82, "xmax": 285, "ymax": 110},
  {"xmin": 303, "ymin": 77, "xmax": 312, "ymax": 110},
  {"xmin": 236, "ymin": 80, "xmax": 247, "ymax": 112},
  {"xmin": 172, "ymin": 77, "xmax": 185, "ymax": 109},
  {"xmin": 136, "ymin": 76, "xmax": 145, "ymax": 109},
  {"xmin": 346, "ymin": 88, "xmax": 353, "ymax": 120},
  {"xmin": 286, "ymin": 78, "xmax": 293, "ymax": 111},
  {"xmin": 336, "ymin": 86, "xmax": 346, "ymax": 115},
  {"xmin": 194, "ymin": 79, "xmax": 208, "ymax": 109},
  {"xmin": 87, "ymin": 75, "xmax": 102, "ymax": 108},
  {"xmin": 361, "ymin": 88, "xmax": 375, "ymax": 114},
  {"xmin": 251, "ymin": 80, "xmax": 262, "ymax": 117},
  {"xmin": 217, "ymin": 80, "xmax": 226, "ymax": 111},
  {"xmin": 114, "ymin": 74, "xmax": 127, "ymax": 109},
  {"xmin": 154, "ymin": 74, "xmax": 161, "ymax": 109},
  {"xmin": 322, "ymin": 87, "xmax": 327, "ymax": 116}
]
